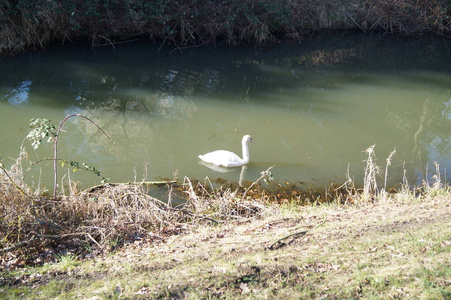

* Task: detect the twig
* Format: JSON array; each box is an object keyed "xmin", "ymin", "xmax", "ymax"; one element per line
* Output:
[
  {"xmin": 384, "ymin": 148, "xmax": 396, "ymax": 192},
  {"xmin": 242, "ymin": 165, "xmax": 275, "ymax": 201},
  {"xmin": 53, "ymin": 114, "xmax": 116, "ymax": 197},
  {"xmin": 269, "ymin": 216, "xmax": 327, "ymax": 250},
  {"xmin": 1, "ymin": 159, "xmax": 64, "ymax": 231},
  {"xmin": 171, "ymin": 207, "xmax": 220, "ymax": 224},
  {"xmin": 0, "ymin": 161, "xmax": 31, "ymax": 198},
  {"xmin": 24, "ymin": 158, "xmax": 113, "ymax": 181},
  {"xmin": 337, "ymin": 0, "xmax": 367, "ymax": 33},
  {"xmin": 0, "ymin": 232, "xmax": 101, "ymax": 254},
  {"xmin": 36, "ymin": 233, "xmax": 102, "ymax": 249},
  {"xmin": 86, "ymin": 180, "xmax": 177, "ymax": 193},
  {"xmin": 84, "ymin": 233, "xmax": 102, "ymax": 249},
  {"xmin": 0, "ymin": 236, "xmax": 37, "ymax": 254},
  {"xmin": 96, "ymin": 35, "xmax": 115, "ymax": 49},
  {"xmin": 31, "ymin": 210, "xmax": 63, "ymax": 230}
]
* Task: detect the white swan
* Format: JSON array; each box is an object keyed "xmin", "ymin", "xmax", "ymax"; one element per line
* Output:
[{"xmin": 198, "ymin": 135, "xmax": 255, "ymax": 167}]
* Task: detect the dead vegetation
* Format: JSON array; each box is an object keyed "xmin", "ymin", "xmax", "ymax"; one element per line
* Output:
[
  {"xmin": 0, "ymin": 131, "xmax": 450, "ymax": 298},
  {"xmin": 0, "ymin": 145, "xmax": 278, "ymax": 268},
  {"xmin": 1, "ymin": 187, "xmax": 449, "ymax": 299},
  {"xmin": 1, "ymin": 0, "xmax": 450, "ymax": 55},
  {"xmin": 1, "ymin": 136, "xmax": 449, "ymax": 271},
  {"xmin": 0, "ymin": 114, "xmax": 450, "ymax": 281}
]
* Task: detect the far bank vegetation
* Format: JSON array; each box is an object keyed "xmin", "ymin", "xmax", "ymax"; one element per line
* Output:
[{"xmin": 1, "ymin": 0, "xmax": 450, "ymax": 55}]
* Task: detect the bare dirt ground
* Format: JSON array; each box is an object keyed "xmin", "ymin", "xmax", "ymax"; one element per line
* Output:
[{"xmin": 1, "ymin": 196, "xmax": 450, "ymax": 299}]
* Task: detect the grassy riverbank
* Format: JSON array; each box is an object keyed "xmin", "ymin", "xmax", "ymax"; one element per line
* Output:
[
  {"xmin": 1, "ymin": 145, "xmax": 451, "ymax": 298},
  {"xmin": 1, "ymin": 0, "xmax": 450, "ymax": 55},
  {"xmin": 1, "ymin": 192, "xmax": 450, "ymax": 299}
]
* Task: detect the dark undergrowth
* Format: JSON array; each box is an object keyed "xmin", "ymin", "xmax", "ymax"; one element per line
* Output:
[{"xmin": 1, "ymin": 0, "xmax": 450, "ymax": 55}]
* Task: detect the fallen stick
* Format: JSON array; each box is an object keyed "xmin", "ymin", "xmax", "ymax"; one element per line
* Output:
[{"xmin": 269, "ymin": 216, "xmax": 327, "ymax": 250}]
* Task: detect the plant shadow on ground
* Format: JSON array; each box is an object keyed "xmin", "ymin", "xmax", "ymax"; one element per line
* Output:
[{"xmin": 1, "ymin": 193, "xmax": 449, "ymax": 299}]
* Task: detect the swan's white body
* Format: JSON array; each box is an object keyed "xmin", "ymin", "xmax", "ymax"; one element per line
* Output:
[{"xmin": 198, "ymin": 135, "xmax": 254, "ymax": 167}]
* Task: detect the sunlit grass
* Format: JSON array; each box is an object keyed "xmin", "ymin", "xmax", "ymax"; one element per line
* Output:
[
  {"xmin": 54, "ymin": 254, "xmax": 79, "ymax": 271},
  {"xmin": 1, "ymin": 195, "xmax": 450, "ymax": 299}
]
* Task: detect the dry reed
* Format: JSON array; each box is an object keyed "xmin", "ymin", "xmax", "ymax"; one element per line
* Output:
[
  {"xmin": 182, "ymin": 176, "xmax": 268, "ymax": 221},
  {"xmin": 0, "ymin": 147, "xmax": 269, "ymax": 263},
  {"xmin": 1, "ymin": 143, "xmax": 449, "ymax": 266}
]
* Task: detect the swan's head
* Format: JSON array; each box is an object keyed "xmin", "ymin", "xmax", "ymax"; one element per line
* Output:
[{"xmin": 243, "ymin": 135, "xmax": 255, "ymax": 144}]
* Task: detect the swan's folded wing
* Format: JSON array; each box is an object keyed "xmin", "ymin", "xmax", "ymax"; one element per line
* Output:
[{"xmin": 198, "ymin": 150, "xmax": 243, "ymax": 167}]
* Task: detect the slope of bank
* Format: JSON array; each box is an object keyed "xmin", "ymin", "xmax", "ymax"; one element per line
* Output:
[{"xmin": 1, "ymin": 195, "xmax": 450, "ymax": 299}]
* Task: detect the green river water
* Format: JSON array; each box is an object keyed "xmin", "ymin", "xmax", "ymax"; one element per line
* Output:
[{"xmin": 1, "ymin": 34, "xmax": 450, "ymax": 191}]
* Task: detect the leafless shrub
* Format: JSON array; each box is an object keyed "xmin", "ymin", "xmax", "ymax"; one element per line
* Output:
[
  {"xmin": 362, "ymin": 145, "xmax": 381, "ymax": 201},
  {"xmin": 58, "ymin": 182, "xmax": 184, "ymax": 250},
  {"xmin": 183, "ymin": 176, "xmax": 268, "ymax": 222}
]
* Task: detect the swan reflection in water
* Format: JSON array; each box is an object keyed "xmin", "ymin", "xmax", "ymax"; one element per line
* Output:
[
  {"xmin": 198, "ymin": 134, "xmax": 255, "ymax": 186},
  {"xmin": 198, "ymin": 161, "xmax": 248, "ymax": 187}
]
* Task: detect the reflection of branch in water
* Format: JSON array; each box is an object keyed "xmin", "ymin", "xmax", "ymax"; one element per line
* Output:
[
  {"xmin": 412, "ymin": 98, "xmax": 431, "ymax": 160},
  {"xmin": 120, "ymin": 108, "xmax": 131, "ymax": 152}
]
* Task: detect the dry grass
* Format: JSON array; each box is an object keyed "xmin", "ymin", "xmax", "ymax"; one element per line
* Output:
[
  {"xmin": 183, "ymin": 176, "xmax": 269, "ymax": 222},
  {"xmin": 0, "ymin": 149, "xmax": 274, "ymax": 267},
  {"xmin": 1, "ymin": 190, "xmax": 449, "ymax": 299},
  {"xmin": 1, "ymin": 143, "xmax": 449, "ymax": 270},
  {"xmin": 1, "ymin": 142, "xmax": 450, "ymax": 298}
]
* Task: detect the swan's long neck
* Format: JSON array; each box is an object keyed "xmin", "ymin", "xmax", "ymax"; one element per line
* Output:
[{"xmin": 241, "ymin": 138, "xmax": 250, "ymax": 164}]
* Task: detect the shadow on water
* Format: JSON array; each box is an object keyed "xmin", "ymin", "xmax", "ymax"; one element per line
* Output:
[{"xmin": 0, "ymin": 33, "xmax": 450, "ymax": 192}]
